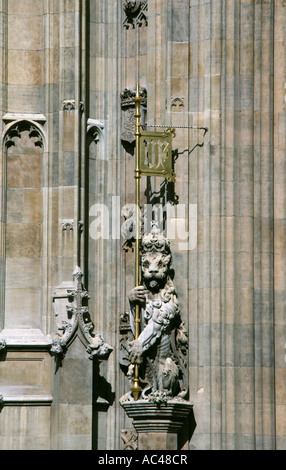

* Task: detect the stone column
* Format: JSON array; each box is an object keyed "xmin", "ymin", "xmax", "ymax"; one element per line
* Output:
[
  {"xmin": 0, "ymin": 0, "xmax": 8, "ymax": 327},
  {"xmin": 274, "ymin": 0, "xmax": 286, "ymax": 451},
  {"xmin": 87, "ymin": 0, "xmax": 124, "ymax": 450},
  {"xmin": 188, "ymin": 0, "xmax": 278, "ymax": 449}
]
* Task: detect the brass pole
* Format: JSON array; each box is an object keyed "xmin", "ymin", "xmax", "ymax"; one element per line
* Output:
[{"xmin": 131, "ymin": 83, "xmax": 142, "ymax": 401}]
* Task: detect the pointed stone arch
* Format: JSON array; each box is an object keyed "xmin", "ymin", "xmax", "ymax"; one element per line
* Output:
[
  {"xmin": 0, "ymin": 116, "xmax": 47, "ymax": 336},
  {"xmin": 2, "ymin": 117, "xmax": 46, "ymax": 151}
]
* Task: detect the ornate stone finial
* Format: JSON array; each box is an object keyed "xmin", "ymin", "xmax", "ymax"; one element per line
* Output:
[
  {"xmin": 120, "ymin": 227, "xmax": 188, "ymax": 404},
  {"xmin": 51, "ymin": 267, "xmax": 113, "ymax": 361}
]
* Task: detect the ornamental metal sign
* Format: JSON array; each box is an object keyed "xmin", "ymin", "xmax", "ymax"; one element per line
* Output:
[{"xmin": 139, "ymin": 128, "xmax": 176, "ymax": 182}]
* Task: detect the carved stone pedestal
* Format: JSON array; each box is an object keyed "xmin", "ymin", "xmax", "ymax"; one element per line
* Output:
[{"xmin": 122, "ymin": 400, "xmax": 194, "ymax": 450}]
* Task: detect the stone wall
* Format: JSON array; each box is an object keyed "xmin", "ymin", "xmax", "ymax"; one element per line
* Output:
[{"xmin": 0, "ymin": 0, "xmax": 285, "ymax": 450}]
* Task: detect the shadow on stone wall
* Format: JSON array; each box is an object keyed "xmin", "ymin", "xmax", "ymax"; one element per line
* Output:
[
  {"xmin": 92, "ymin": 361, "xmax": 115, "ymax": 450},
  {"xmin": 178, "ymin": 406, "xmax": 196, "ymax": 450}
]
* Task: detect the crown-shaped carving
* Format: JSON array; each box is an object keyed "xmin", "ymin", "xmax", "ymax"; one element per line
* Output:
[
  {"xmin": 141, "ymin": 222, "xmax": 171, "ymax": 255},
  {"xmin": 120, "ymin": 87, "xmax": 147, "ymax": 109}
]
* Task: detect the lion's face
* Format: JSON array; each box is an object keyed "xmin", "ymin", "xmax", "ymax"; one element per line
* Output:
[{"xmin": 141, "ymin": 252, "xmax": 171, "ymax": 292}]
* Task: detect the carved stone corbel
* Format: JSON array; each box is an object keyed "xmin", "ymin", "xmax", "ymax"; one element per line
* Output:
[
  {"xmin": 62, "ymin": 219, "xmax": 74, "ymax": 232},
  {"xmin": 171, "ymin": 96, "xmax": 185, "ymax": 111},
  {"xmin": 62, "ymin": 100, "xmax": 85, "ymax": 112},
  {"xmin": 87, "ymin": 119, "xmax": 105, "ymax": 143},
  {"xmin": 62, "ymin": 100, "xmax": 76, "ymax": 111},
  {"xmin": 51, "ymin": 267, "xmax": 113, "ymax": 361}
]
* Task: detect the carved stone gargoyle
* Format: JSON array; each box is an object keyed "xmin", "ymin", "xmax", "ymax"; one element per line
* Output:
[
  {"xmin": 51, "ymin": 267, "xmax": 113, "ymax": 361},
  {"xmin": 120, "ymin": 224, "xmax": 188, "ymax": 404}
]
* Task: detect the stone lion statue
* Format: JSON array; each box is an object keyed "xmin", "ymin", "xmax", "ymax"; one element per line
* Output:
[{"xmin": 120, "ymin": 224, "xmax": 188, "ymax": 402}]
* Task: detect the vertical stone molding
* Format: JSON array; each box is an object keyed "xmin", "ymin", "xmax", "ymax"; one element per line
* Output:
[
  {"xmin": 186, "ymin": 0, "xmax": 280, "ymax": 450},
  {"xmin": 274, "ymin": 0, "xmax": 286, "ymax": 450}
]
